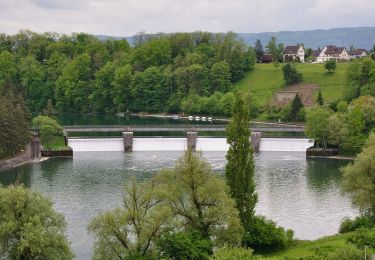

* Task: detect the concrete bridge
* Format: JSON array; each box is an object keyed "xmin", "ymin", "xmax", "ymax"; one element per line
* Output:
[
  {"xmin": 63, "ymin": 124, "xmax": 305, "ymax": 153},
  {"xmin": 63, "ymin": 124, "xmax": 305, "ymax": 133}
]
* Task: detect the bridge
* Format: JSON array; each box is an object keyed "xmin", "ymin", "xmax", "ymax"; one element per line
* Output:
[{"xmin": 63, "ymin": 124, "xmax": 305, "ymax": 133}]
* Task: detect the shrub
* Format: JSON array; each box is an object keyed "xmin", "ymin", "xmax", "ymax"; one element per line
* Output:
[
  {"xmin": 157, "ymin": 230, "xmax": 213, "ymax": 259},
  {"xmin": 282, "ymin": 63, "xmax": 303, "ymax": 85},
  {"xmin": 339, "ymin": 216, "xmax": 374, "ymax": 233},
  {"xmin": 328, "ymin": 245, "xmax": 365, "ymax": 260},
  {"xmin": 325, "ymin": 59, "xmax": 337, "ymax": 73},
  {"xmin": 209, "ymin": 247, "xmax": 260, "ymax": 260},
  {"xmin": 347, "ymin": 228, "xmax": 375, "ymax": 249},
  {"xmin": 243, "ymin": 215, "xmax": 294, "ymax": 253}
]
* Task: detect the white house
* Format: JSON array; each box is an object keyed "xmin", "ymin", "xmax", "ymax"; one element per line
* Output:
[
  {"xmin": 283, "ymin": 45, "xmax": 305, "ymax": 63},
  {"xmin": 349, "ymin": 49, "xmax": 368, "ymax": 59},
  {"xmin": 316, "ymin": 46, "xmax": 350, "ymax": 63}
]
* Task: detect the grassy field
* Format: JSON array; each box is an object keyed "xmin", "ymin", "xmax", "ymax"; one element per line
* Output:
[
  {"xmin": 234, "ymin": 63, "xmax": 350, "ymax": 106},
  {"xmin": 264, "ymin": 232, "xmax": 374, "ymax": 259},
  {"xmin": 43, "ymin": 136, "xmax": 68, "ymax": 149}
]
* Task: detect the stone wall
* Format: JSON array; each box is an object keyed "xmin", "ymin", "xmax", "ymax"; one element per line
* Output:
[
  {"xmin": 0, "ymin": 144, "xmax": 32, "ymax": 172},
  {"xmin": 306, "ymin": 147, "xmax": 339, "ymax": 157},
  {"xmin": 41, "ymin": 148, "xmax": 73, "ymax": 157}
]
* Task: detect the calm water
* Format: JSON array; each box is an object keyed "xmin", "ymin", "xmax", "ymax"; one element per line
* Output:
[{"xmin": 0, "ymin": 152, "xmax": 357, "ymax": 259}]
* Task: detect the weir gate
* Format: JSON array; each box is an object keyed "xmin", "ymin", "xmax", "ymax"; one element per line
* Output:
[{"xmin": 63, "ymin": 124, "xmax": 308, "ymax": 152}]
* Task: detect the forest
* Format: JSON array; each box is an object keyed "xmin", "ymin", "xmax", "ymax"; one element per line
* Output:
[{"xmin": 0, "ymin": 30, "xmax": 256, "ymax": 114}]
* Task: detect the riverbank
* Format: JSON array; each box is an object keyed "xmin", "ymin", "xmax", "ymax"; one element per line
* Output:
[{"xmin": 307, "ymin": 155, "xmax": 355, "ymax": 161}]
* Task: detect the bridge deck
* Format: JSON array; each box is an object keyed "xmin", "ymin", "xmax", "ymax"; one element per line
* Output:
[{"xmin": 63, "ymin": 125, "xmax": 305, "ymax": 133}]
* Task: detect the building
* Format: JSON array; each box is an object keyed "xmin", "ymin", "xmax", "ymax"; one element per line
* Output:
[
  {"xmin": 316, "ymin": 46, "xmax": 350, "ymax": 63},
  {"xmin": 261, "ymin": 53, "xmax": 273, "ymax": 63},
  {"xmin": 349, "ymin": 49, "xmax": 368, "ymax": 59},
  {"xmin": 283, "ymin": 45, "xmax": 305, "ymax": 63}
]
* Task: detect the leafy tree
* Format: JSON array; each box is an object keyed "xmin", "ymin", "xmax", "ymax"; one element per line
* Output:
[
  {"xmin": 254, "ymin": 39, "xmax": 264, "ymax": 63},
  {"xmin": 266, "ymin": 37, "xmax": 283, "ymax": 62},
  {"xmin": 210, "ymin": 61, "xmax": 232, "ymax": 93},
  {"xmin": 317, "ymin": 90, "xmax": 324, "ymax": 106},
  {"xmin": 0, "ymin": 185, "xmax": 73, "ymax": 259},
  {"xmin": 89, "ymin": 179, "xmax": 172, "ymax": 259},
  {"xmin": 342, "ymin": 133, "xmax": 375, "ymax": 218},
  {"xmin": 32, "ymin": 115, "xmax": 63, "ymax": 147},
  {"xmin": 0, "ymin": 51, "xmax": 17, "ymax": 86},
  {"xmin": 325, "ymin": 59, "xmax": 337, "ymax": 73},
  {"xmin": 282, "ymin": 63, "xmax": 302, "ymax": 85},
  {"xmin": 43, "ymin": 99, "xmax": 57, "ymax": 117},
  {"xmin": 347, "ymin": 228, "xmax": 375, "ymax": 249},
  {"xmin": 157, "ymin": 230, "xmax": 212, "ymax": 259},
  {"xmin": 112, "ymin": 64, "xmax": 133, "ymax": 112},
  {"xmin": 155, "ymin": 150, "xmax": 243, "ymax": 246},
  {"xmin": 305, "ymin": 107, "xmax": 333, "ymax": 148},
  {"xmin": 225, "ymin": 93, "xmax": 257, "ymax": 230},
  {"xmin": 288, "ymin": 94, "xmax": 304, "ymax": 121}
]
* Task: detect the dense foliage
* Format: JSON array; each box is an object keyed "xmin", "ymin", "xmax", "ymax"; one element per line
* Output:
[
  {"xmin": 0, "ymin": 30, "xmax": 255, "ymax": 114},
  {"xmin": 0, "ymin": 83, "xmax": 30, "ymax": 158},
  {"xmin": 282, "ymin": 63, "xmax": 303, "ymax": 85},
  {"xmin": 32, "ymin": 115, "xmax": 63, "ymax": 147},
  {"xmin": 325, "ymin": 59, "xmax": 337, "ymax": 73},
  {"xmin": 345, "ymin": 58, "xmax": 375, "ymax": 101},
  {"xmin": 339, "ymin": 216, "xmax": 375, "ymax": 233},
  {"xmin": 342, "ymin": 133, "xmax": 375, "ymax": 217},
  {"xmin": 0, "ymin": 185, "xmax": 73, "ymax": 259}
]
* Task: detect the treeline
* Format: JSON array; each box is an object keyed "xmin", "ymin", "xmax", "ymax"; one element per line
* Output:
[
  {"xmin": 0, "ymin": 30, "xmax": 255, "ymax": 114},
  {"xmin": 0, "ymin": 83, "xmax": 30, "ymax": 158}
]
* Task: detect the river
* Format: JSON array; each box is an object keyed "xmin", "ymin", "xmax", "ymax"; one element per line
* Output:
[{"xmin": 0, "ymin": 151, "xmax": 357, "ymax": 259}]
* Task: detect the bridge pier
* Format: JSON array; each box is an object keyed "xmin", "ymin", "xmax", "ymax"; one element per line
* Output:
[
  {"xmin": 122, "ymin": 132, "xmax": 133, "ymax": 152},
  {"xmin": 63, "ymin": 131, "xmax": 68, "ymax": 146},
  {"xmin": 251, "ymin": 132, "xmax": 262, "ymax": 152},
  {"xmin": 187, "ymin": 132, "xmax": 198, "ymax": 151}
]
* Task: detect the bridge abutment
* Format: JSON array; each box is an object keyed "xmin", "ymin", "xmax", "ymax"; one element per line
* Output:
[
  {"xmin": 122, "ymin": 132, "xmax": 133, "ymax": 152},
  {"xmin": 187, "ymin": 132, "xmax": 198, "ymax": 151},
  {"xmin": 251, "ymin": 132, "xmax": 262, "ymax": 152}
]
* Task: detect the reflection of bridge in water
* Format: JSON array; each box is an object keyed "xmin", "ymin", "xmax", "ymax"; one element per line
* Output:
[{"xmin": 63, "ymin": 124, "xmax": 305, "ymax": 133}]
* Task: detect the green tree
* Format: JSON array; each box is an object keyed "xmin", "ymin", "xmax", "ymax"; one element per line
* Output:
[
  {"xmin": 282, "ymin": 63, "xmax": 303, "ymax": 85},
  {"xmin": 225, "ymin": 93, "xmax": 257, "ymax": 230},
  {"xmin": 0, "ymin": 185, "xmax": 73, "ymax": 259},
  {"xmin": 210, "ymin": 61, "xmax": 232, "ymax": 93},
  {"xmin": 342, "ymin": 133, "xmax": 375, "ymax": 218},
  {"xmin": 112, "ymin": 64, "xmax": 133, "ymax": 112},
  {"xmin": 43, "ymin": 99, "xmax": 57, "ymax": 117},
  {"xmin": 317, "ymin": 90, "xmax": 324, "ymax": 106},
  {"xmin": 89, "ymin": 179, "xmax": 172, "ymax": 259},
  {"xmin": 305, "ymin": 107, "xmax": 333, "ymax": 148},
  {"xmin": 288, "ymin": 94, "xmax": 304, "ymax": 121},
  {"xmin": 0, "ymin": 51, "xmax": 17, "ymax": 86},
  {"xmin": 325, "ymin": 59, "xmax": 337, "ymax": 73},
  {"xmin": 155, "ymin": 150, "xmax": 243, "ymax": 246},
  {"xmin": 254, "ymin": 39, "xmax": 264, "ymax": 63},
  {"xmin": 32, "ymin": 115, "xmax": 63, "ymax": 147}
]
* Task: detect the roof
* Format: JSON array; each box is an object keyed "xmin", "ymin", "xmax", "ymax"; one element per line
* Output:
[
  {"xmin": 312, "ymin": 50, "xmax": 321, "ymax": 57},
  {"xmin": 284, "ymin": 45, "xmax": 301, "ymax": 55},
  {"xmin": 261, "ymin": 53, "xmax": 273, "ymax": 62},
  {"xmin": 349, "ymin": 49, "xmax": 368, "ymax": 56},
  {"xmin": 324, "ymin": 46, "xmax": 347, "ymax": 55}
]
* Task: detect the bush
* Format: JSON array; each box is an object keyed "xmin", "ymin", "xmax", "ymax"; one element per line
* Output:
[
  {"xmin": 32, "ymin": 115, "xmax": 63, "ymax": 147},
  {"xmin": 328, "ymin": 245, "xmax": 365, "ymax": 260},
  {"xmin": 282, "ymin": 63, "xmax": 303, "ymax": 85},
  {"xmin": 347, "ymin": 228, "xmax": 375, "ymax": 249},
  {"xmin": 243, "ymin": 215, "xmax": 294, "ymax": 253},
  {"xmin": 325, "ymin": 59, "xmax": 337, "ymax": 73},
  {"xmin": 339, "ymin": 216, "xmax": 374, "ymax": 233},
  {"xmin": 209, "ymin": 247, "xmax": 260, "ymax": 260},
  {"xmin": 157, "ymin": 230, "xmax": 213, "ymax": 259}
]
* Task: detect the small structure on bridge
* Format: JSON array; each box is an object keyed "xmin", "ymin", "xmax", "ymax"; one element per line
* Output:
[{"xmin": 123, "ymin": 132, "xmax": 134, "ymax": 152}]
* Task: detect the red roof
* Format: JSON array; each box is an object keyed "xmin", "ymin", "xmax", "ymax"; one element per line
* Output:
[
  {"xmin": 261, "ymin": 53, "xmax": 273, "ymax": 62},
  {"xmin": 324, "ymin": 46, "xmax": 347, "ymax": 55},
  {"xmin": 284, "ymin": 45, "xmax": 301, "ymax": 55},
  {"xmin": 349, "ymin": 49, "xmax": 368, "ymax": 56}
]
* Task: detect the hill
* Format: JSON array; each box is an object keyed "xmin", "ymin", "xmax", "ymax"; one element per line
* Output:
[
  {"xmin": 97, "ymin": 27, "xmax": 375, "ymax": 50},
  {"xmin": 234, "ymin": 63, "xmax": 350, "ymax": 106}
]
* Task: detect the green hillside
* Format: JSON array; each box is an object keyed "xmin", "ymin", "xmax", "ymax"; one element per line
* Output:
[{"xmin": 234, "ymin": 63, "xmax": 350, "ymax": 106}]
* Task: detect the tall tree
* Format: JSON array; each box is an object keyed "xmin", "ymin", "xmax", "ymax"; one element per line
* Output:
[
  {"xmin": 0, "ymin": 185, "xmax": 74, "ymax": 259},
  {"xmin": 254, "ymin": 39, "xmax": 264, "ymax": 63},
  {"xmin": 317, "ymin": 90, "xmax": 324, "ymax": 106},
  {"xmin": 225, "ymin": 93, "xmax": 258, "ymax": 229},
  {"xmin": 289, "ymin": 94, "xmax": 304, "ymax": 121}
]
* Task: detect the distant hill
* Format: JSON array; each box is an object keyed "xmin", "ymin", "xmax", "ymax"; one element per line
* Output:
[{"xmin": 96, "ymin": 27, "xmax": 375, "ymax": 50}]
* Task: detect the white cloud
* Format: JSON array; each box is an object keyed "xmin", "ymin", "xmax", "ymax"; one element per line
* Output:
[{"xmin": 0, "ymin": 0, "xmax": 374, "ymax": 36}]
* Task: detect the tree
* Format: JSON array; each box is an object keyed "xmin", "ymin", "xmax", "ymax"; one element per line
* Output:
[
  {"xmin": 282, "ymin": 63, "xmax": 302, "ymax": 85},
  {"xmin": 89, "ymin": 179, "xmax": 172, "ymax": 259},
  {"xmin": 43, "ymin": 99, "xmax": 57, "ymax": 117},
  {"xmin": 225, "ymin": 93, "xmax": 257, "ymax": 230},
  {"xmin": 342, "ymin": 133, "xmax": 375, "ymax": 218},
  {"xmin": 0, "ymin": 185, "xmax": 73, "ymax": 259},
  {"xmin": 112, "ymin": 64, "xmax": 133, "ymax": 112},
  {"xmin": 317, "ymin": 90, "xmax": 324, "ymax": 106},
  {"xmin": 0, "ymin": 51, "xmax": 17, "ymax": 86},
  {"xmin": 325, "ymin": 59, "xmax": 337, "ymax": 73},
  {"xmin": 155, "ymin": 150, "xmax": 243, "ymax": 246},
  {"xmin": 210, "ymin": 61, "xmax": 232, "ymax": 93},
  {"xmin": 32, "ymin": 115, "xmax": 63, "ymax": 147},
  {"xmin": 289, "ymin": 94, "xmax": 304, "ymax": 121},
  {"xmin": 305, "ymin": 107, "xmax": 333, "ymax": 148},
  {"xmin": 254, "ymin": 39, "xmax": 264, "ymax": 63},
  {"xmin": 266, "ymin": 37, "xmax": 283, "ymax": 62}
]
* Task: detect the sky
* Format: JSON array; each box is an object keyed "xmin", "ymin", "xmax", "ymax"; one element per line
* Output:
[{"xmin": 1, "ymin": 0, "xmax": 375, "ymax": 36}]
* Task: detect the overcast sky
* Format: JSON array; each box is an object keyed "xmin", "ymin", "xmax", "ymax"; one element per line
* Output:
[{"xmin": 1, "ymin": 0, "xmax": 375, "ymax": 36}]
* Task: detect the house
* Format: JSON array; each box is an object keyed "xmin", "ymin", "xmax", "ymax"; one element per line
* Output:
[
  {"xmin": 316, "ymin": 46, "xmax": 350, "ymax": 63},
  {"xmin": 349, "ymin": 49, "xmax": 368, "ymax": 59},
  {"xmin": 283, "ymin": 45, "xmax": 305, "ymax": 63},
  {"xmin": 261, "ymin": 53, "xmax": 273, "ymax": 63}
]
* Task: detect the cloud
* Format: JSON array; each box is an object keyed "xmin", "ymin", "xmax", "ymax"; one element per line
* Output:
[{"xmin": 0, "ymin": 0, "xmax": 374, "ymax": 36}]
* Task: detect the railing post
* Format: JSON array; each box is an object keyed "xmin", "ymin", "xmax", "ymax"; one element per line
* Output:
[
  {"xmin": 187, "ymin": 132, "xmax": 198, "ymax": 151},
  {"xmin": 251, "ymin": 132, "xmax": 262, "ymax": 152},
  {"xmin": 122, "ymin": 132, "xmax": 133, "ymax": 152}
]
